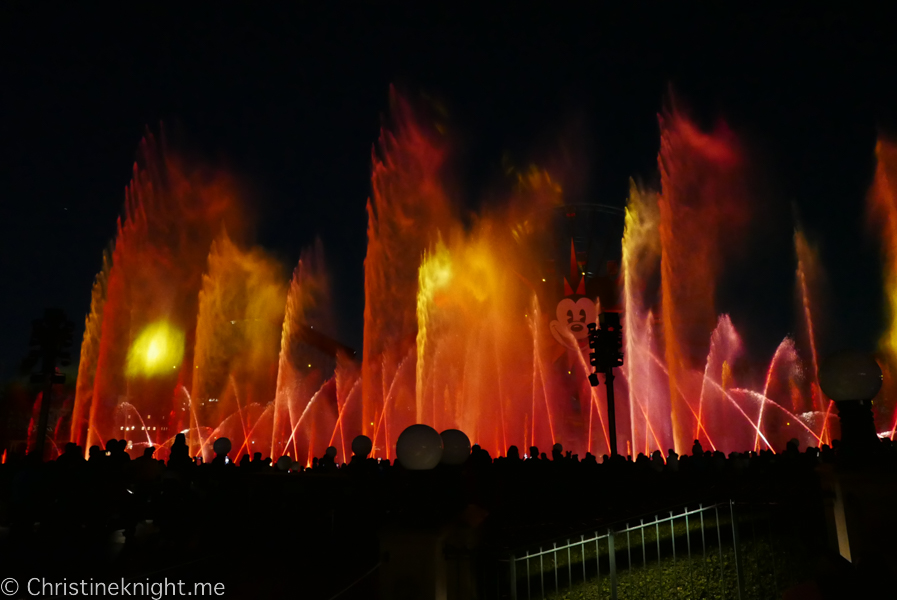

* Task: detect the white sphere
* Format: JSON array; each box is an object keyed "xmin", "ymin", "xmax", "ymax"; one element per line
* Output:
[
  {"xmin": 212, "ymin": 437, "xmax": 232, "ymax": 456},
  {"xmin": 276, "ymin": 456, "xmax": 292, "ymax": 471},
  {"xmin": 818, "ymin": 352, "xmax": 883, "ymax": 402},
  {"xmin": 352, "ymin": 435, "xmax": 373, "ymax": 458},
  {"xmin": 440, "ymin": 429, "xmax": 471, "ymax": 465},
  {"xmin": 396, "ymin": 424, "xmax": 443, "ymax": 470}
]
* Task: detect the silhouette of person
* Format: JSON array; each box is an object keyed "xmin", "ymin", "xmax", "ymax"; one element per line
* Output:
[
  {"xmin": 650, "ymin": 450, "xmax": 664, "ymax": 472},
  {"xmin": 88, "ymin": 445, "xmax": 103, "ymax": 462},
  {"xmin": 56, "ymin": 442, "xmax": 84, "ymax": 468},
  {"xmin": 666, "ymin": 449, "xmax": 679, "ymax": 472},
  {"xmin": 551, "ymin": 443, "xmax": 564, "ymax": 462},
  {"xmin": 250, "ymin": 451, "xmax": 263, "ymax": 471},
  {"xmin": 692, "ymin": 439, "xmax": 704, "ymax": 457},
  {"xmin": 167, "ymin": 433, "xmax": 192, "ymax": 471}
]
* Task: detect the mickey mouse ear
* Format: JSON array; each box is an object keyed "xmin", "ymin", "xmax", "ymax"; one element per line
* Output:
[{"xmin": 563, "ymin": 277, "xmax": 573, "ymax": 296}]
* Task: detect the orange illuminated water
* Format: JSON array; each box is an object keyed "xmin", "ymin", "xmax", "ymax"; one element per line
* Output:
[
  {"xmin": 56, "ymin": 101, "xmax": 897, "ymax": 463},
  {"xmin": 867, "ymin": 139, "xmax": 897, "ymax": 440}
]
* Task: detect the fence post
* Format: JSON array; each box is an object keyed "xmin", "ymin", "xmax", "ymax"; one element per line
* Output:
[
  {"xmin": 509, "ymin": 553, "xmax": 517, "ymax": 600},
  {"xmin": 730, "ymin": 501, "xmax": 744, "ymax": 600},
  {"xmin": 608, "ymin": 528, "xmax": 618, "ymax": 600}
]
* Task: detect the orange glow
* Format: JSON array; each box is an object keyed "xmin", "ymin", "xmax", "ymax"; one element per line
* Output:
[
  {"xmin": 868, "ymin": 139, "xmax": 897, "ymax": 439},
  {"xmin": 61, "ymin": 97, "xmax": 879, "ymax": 463},
  {"xmin": 70, "ymin": 249, "xmax": 110, "ymax": 449},
  {"xmin": 191, "ymin": 233, "xmax": 286, "ymax": 459},
  {"xmin": 657, "ymin": 109, "xmax": 748, "ymax": 453}
]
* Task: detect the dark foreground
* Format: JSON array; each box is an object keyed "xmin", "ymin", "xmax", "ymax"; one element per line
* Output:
[{"xmin": 2, "ymin": 439, "xmax": 895, "ymax": 599}]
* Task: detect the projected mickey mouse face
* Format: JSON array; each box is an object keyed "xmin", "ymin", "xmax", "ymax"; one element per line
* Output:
[{"xmin": 555, "ymin": 296, "xmax": 596, "ymax": 340}]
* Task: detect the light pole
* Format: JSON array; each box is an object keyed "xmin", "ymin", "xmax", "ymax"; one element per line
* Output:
[
  {"xmin": 588, "ymin": 313, "xmax": 624, "ymax": 457},
  {"xmin": 818, "ymin": 351, "xmax": 882, "ymax": 459},
  {"xmin": 816, "ymin": 351, "xmax": 893, "ymax": 569}
]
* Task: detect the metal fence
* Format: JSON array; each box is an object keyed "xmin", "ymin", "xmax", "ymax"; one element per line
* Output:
[{"xmin": 493, "ymin": 500, "xmax": 804, "ymax": 600}]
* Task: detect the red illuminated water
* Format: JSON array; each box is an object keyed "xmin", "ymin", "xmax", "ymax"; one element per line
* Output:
[{"xmin": 53, "ymin": 100, "xmax": 897, "ymax": 463}]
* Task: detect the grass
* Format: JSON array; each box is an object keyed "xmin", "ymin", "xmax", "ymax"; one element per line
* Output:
[{"xmin": 509, "ymin": 506, "xmax": 817, "ymax": 600}]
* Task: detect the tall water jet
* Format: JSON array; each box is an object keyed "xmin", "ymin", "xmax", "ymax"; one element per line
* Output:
[
  {"xmin": 70, "ymin": 249, "xmax": 111, "ymax": 449},
  {"xmin": 867, "ymin": 138, "xmax": 897, "ymax": 437},
  {"xmin": 363, "ymin": 91, "xmax": 454, "ymax": 451},
  {"xmin": 793, "ymin": 227, "xmax": 834, "ymax": 442},
  {"xmin": 621, "ymin": 180, "xmax": 672, "ymax": 455},
  {"xmin": 698, "ymin": 315, "xmax": 743, "ymax": 450},
  {"xmin": 413, "ymin": 212, "xmax": 547, "ymax": 453},
  {"xmin": 191, "ymin": 233, "xmax": 286, "ymax": 459},
  {"xmin": 657, "ymin": 110, "xmax": 748, "ymax": 453},
  {"xmin": 272, "ymin": 240, "xmax": 338, "ymax": 464},
  {"xmin": 331, "ymin": 351, "xmax": 362, "ymax": 463},
  {"xmin": 88, "ymin": 132, "xmax": 245, "ymax": 450}
]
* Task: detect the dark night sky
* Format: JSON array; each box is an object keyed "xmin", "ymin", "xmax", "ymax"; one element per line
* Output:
[{"xmin": 1, "ymin": 5, "xmax": 896, "ymax": 381}]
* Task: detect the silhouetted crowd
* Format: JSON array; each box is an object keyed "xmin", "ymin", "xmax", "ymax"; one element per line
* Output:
[
  {"xmin": 2, "ymin": 431, "xmax": 897, "ymax": 593},
  {"xmin": 4, "ymin": 432, "xmax": 895, "ymax": 548}
]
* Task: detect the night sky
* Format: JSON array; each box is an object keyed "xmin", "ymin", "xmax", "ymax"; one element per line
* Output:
[{"xmin": 2, "ymin": 5, "xmax": 896, "ymax": 382}]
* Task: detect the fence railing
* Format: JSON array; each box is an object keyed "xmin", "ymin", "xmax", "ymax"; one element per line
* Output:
[{"xmin": 495, "ymin": 500, "xmax": 797, "ymax": 600}]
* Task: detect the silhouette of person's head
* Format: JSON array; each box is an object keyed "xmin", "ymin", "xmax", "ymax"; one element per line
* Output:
[
  {"xmin": 507, "ymin": 445, "xmax": 520, "ymax": 461},
  {"xmin": 168, "ymin": 433, "xmax": 191, "ymax": 468},
  {"xmin": 552, "ymin": 443, "xmax": 563, "ymax": 460},
  {"xmin": 321, "ymin": 446, "xmax": 337, "ymax": 466},
  {"xmin": 171, "ymin": 433, "xmax": 188, "ymax": 455},
  {"xmin": 786, "ymin": 438, "xmax": 799, "ymax": 454},
  {"xmin": 692, "ymin": 439, "xmax": 703, "ymax": 456},
  {"xmin": 143, "ymin": 447, "xmax": 155, "ymax": 459},
  {"xmin": 105, "ymin": 439, "xmax": 117, "ymax": 454},
  {"xmin": 528, "ymin": 446, "xmax": 539, "ymax": 459}
]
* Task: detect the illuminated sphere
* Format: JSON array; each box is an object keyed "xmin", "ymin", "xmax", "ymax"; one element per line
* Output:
[
  {"xmin": 351, "ymin": 435, "xmax": 373, "ymax": 458},
  {"xmin": 212, "ymin": 437, "xmax": 231, "ymax": 457},
  {"xmin": 325, "ymin": 446, "xmax": 338, "ymax": 459},
  {"xmin": 396, "ymin": 424, "xmax": 443, "ymax": 470},
  {"xmin": 440, "ymin": 429, "xmax": 471, "ymax": 466},
  {"xmin": 276, "ymin": 456, "xmax": 292, "ymax": 471},
  {"xmin": 818, "ymin": 351, "xmax": 883, "ymax": 402}
]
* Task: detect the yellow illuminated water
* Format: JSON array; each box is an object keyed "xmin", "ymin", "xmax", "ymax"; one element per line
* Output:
[{"xmin": 126, "ymin": 321, "xmax": 185, "ymax": 378}]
